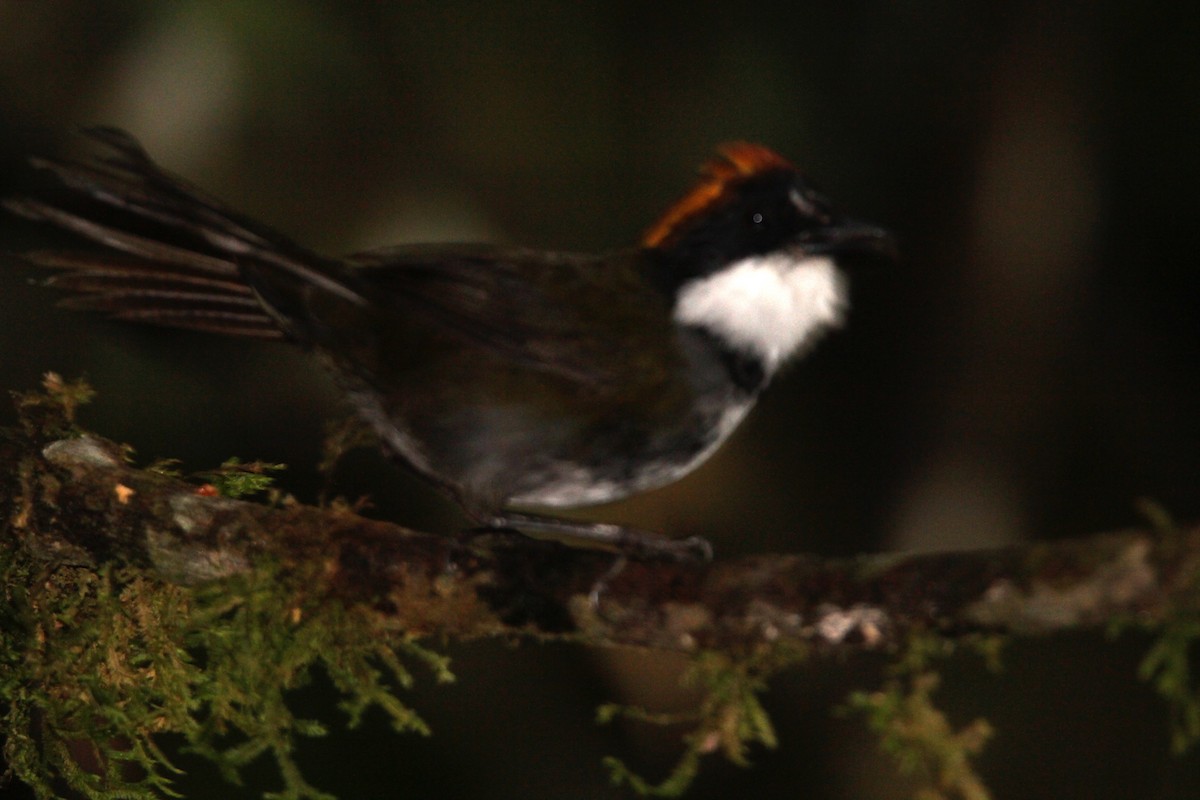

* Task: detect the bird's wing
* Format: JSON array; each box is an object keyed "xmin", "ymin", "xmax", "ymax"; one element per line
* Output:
[{"xmin": 343, "ymin": 244, "xmax": 671, "ymax": 388}]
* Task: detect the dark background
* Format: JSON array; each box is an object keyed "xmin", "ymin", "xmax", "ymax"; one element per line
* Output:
[{"xmin": 1, "ymin": 2, "xmax": 1198, "ymax": 798}]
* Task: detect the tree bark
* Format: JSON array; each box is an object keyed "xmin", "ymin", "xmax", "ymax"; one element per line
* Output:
[{"xmin": 4, "ymin": 426, "xmax": 1197, "ymax": 657}]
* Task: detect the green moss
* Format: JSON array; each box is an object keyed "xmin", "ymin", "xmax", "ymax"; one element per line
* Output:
[
  {"xmin": 598, "ymin": 648, "xmax": 795, "ymax": 796},
  {"xmin": 8, "ymin": 372, "xmax": 95, "ymax": 440},
  {"xmin": 842, "ymin": 632, "xmax": 999, "ymax": 800},
  {"xmin": 0, "ymin": 377, "xmax": 453, "ymax": 800},
  {"xmin": 195, "ymin": 457, "xmax": 287, "ymax": 500},
  {"xmin": 1130, "ymin": 499, "xmax": 1200, "ymax": 753},
  {"xmin": 1138, "ymin": 617, "xmax": 1200, "ymax": 753},
  {"xmin": 0, "ymin": 534, "xmax": 453, "ymax": 800}
]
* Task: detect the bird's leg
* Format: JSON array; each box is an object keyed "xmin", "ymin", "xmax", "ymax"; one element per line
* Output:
[{"xmin": 473, "ymin": 510, "xmax": 712, "ymax": 563}]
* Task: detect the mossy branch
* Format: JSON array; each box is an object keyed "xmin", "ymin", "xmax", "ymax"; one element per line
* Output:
[
  {"xmin": 2, "ymin": 376, "xmax": 1199, "ymax": 799},
  {"xmin": 3, "ymin": 429, "xmax": 1198, "ymax": 655}
]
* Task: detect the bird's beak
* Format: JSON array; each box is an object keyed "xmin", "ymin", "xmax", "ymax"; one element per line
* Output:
[{"xmin": 799, "ymin": 218, "xmax": 898, "ymax": 261}]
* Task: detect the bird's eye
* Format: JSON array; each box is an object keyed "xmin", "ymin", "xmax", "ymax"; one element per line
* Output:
[{"xmin": 751, "ymin": 211, "xmax": 765, "ymax": 226}]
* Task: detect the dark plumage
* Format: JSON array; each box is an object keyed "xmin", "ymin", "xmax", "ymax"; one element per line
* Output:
[{"xmin": 5, "ymin": 130, "xmax": 893, "ymax": 556}]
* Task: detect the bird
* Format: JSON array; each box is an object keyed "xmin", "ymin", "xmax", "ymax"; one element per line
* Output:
[{"xmin": 3, "ymin": 128, "xmax": 894, "ymax": 558}]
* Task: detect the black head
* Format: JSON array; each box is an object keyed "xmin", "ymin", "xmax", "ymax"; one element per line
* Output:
[{"xmin": 641, "ymin": 143, "xmax": 893, "ymax": 285}]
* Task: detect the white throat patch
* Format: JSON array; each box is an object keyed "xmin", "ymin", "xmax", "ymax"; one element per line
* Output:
[{"xmin": 673, "ymin": 254, "xmax": 848, "ymax": 373}]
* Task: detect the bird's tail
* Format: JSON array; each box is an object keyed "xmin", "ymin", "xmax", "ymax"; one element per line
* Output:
[{"xmin": 3, "ymin": 127, "xmax": 360, "ymax": 339}]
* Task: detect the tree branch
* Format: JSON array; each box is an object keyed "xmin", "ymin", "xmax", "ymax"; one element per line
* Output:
[{"xmin": 5, "ymin": 424, "xmax": 1198, "ymax": 658}]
